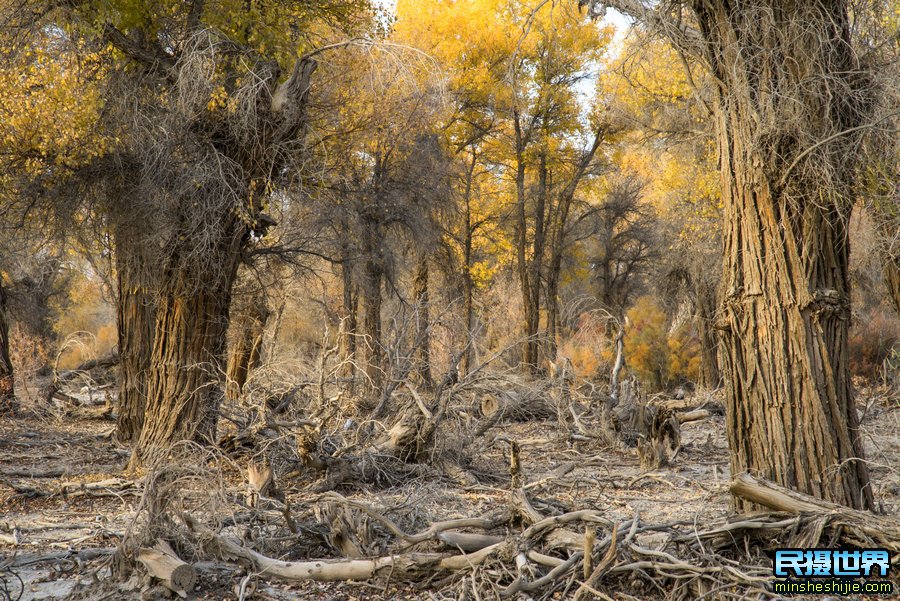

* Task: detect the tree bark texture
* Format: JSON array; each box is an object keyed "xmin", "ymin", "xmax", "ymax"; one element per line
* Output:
[
  {"xmin": 114, "ymin": 237, "xmax": 156, "ymax": 442},
  {"xmin": 695, "ymin": 0, "xmax": 874, "ymax": 509},
  {"xmin": 134, "ymin": 223, "xmax": 242, "ymax": 462}
]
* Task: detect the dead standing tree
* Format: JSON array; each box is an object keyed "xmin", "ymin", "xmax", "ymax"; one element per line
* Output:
[{"xmin": 580, "ymin": 0, "xmax": 890, "ymax": 509}]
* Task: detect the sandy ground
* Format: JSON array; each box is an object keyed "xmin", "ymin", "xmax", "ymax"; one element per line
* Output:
[{"xmin": 1, "ymin": 387, "xmax": 897, "ymax": 600}]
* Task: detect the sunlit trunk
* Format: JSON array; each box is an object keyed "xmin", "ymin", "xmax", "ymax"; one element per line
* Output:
[
  {"xmin": 133, "ymin": 221, "xmax": 242, "ymax": 463},
  {"xmin": 696, "ymin": 0, "xmax": 874, "ymax": 509}
]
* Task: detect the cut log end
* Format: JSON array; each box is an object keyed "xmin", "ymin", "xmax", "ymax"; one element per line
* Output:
[
  {"xmin": 169, "ymin": 563, "xmax": 198, "ymax": 592},
  {"xmin": 137, "ymin": 540, "xmax": 198, "ymax": 594}
]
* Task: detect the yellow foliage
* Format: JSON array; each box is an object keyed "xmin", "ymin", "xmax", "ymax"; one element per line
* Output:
[
  {"xmin": 625, "ymin": 296, "xmax": 699, "ymax": 390},
  {"xmin": 602, "ymin": 31, "xmax": 721, "ymax": 248},
  {"xmin": 53, "ymin": 269, "xmax": 116, "ymax": 369},
  {"xmin": 557, "ymin": 311, "xmax": 614, "ymax": 378},
  {"xmin": 0, "ymin": 40, "xmax": 109, "ymax": 177},
  {"xmin": 207, "ymin": 84, "xmax": 228, "ymax": 112},
  {"xmin": 393, "ymin": 0, "xmax": 614, "ymax": 287}
]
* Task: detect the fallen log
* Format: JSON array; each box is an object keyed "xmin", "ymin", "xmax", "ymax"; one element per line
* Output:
[
  {"xmin": 1, "ymin": 467, "xmax": 67, "ymax": 478},
  {"xmin": 438, "ymin": 532, "xmax": 503, "ymax": 553},
  {"xmin": 478, "ymin": 388, "xmax": 555, "ymax": 422},
  {"xmin": 677, "ymin": 409, "xmax": 715, "ymax": 424},
  {"xmin": 729, "ymin": 473, "xmax": 900, "ymax": 554},
  {"xmin": 137, "ymin": 540, "xmax": 198, "ymax": 596}
]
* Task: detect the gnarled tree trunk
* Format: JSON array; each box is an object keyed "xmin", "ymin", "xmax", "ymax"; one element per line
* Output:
[
  {"xmin": 114, "ymin": 238, "xmax": 156, "ymax": 442},
  {"xmin": 134, "ymin": 229, "xmax": 242, "ymax": 462},
  {"xmin": 696, "ymin": 0, "xmax": 874, "ymax": 510}
]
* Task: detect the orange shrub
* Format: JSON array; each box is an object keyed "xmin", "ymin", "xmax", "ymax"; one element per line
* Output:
[
  {"xmin": 558, "ymin": 311, "xmax": 613, "ymax": 378},
  {"xmin": 625, "ymin": 296, "xmax": 700, "ymax": 390}
]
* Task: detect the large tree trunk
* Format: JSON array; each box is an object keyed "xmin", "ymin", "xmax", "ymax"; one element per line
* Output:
[
  {"xmin": 696, "ymin": 0, "xmax": 874, "ymax": 510},
  {"xmin": 134, "ymin": 232, "xmax": 241, "ymax": 463},
  {"xmin": 114, "ymin": 239, "xmax": 156, "ymax": 443},
  {"xmin": 413, "ymin": 260, "xmax": 433, "ymax": 389},
  {"xmin": 0, "ymin": 277, "xmax": 15, "ymax": 415},
  {"xmin": 8, "ymin": 259, "xmax": 62, "ymax": 377}
]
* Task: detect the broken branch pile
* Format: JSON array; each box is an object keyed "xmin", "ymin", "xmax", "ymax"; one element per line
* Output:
[{"xmin": 134, "ymin": 473, "xmax": 900, "ymax": 601}]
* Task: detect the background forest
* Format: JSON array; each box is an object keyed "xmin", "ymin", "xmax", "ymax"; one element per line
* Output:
[
  {"xmin": 0, "ymin": 0, "xmax": 898, "ymax": 599},
  {"xmin": 3, "ymin": 0, "xmax": 896, "ymax": 410}
]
